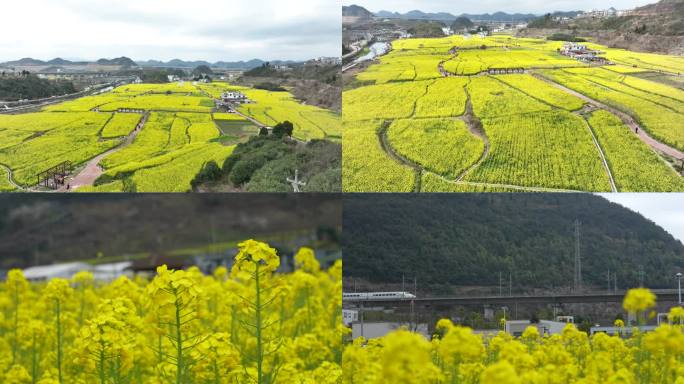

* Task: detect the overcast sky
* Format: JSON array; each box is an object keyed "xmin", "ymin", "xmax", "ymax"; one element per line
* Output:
[
  {"xmin": 348, "ymin": 0, "xmax": 656, "ymax": 15},
  {"xmin": 0, "ymin": 0, "xmax": 340, "ymax": 62},
  {"xmin": 598, "ymin": 193, "xmax": 684, "ymax": 243}
]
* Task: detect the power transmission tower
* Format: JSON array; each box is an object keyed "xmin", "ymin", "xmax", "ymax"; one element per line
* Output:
[
  {"xmin": 638, "ymin": 265, "xmax": 645, "ymax": 287},
  {"xmin": 573, "ymin": 220, "xmax": 582, "ymax": 292},
  {"xmin": 286, "ymin": 170, "xmax": 306, "ymax": 192}
]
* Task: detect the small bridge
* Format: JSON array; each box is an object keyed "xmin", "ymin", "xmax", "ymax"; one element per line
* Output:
[
  {"xmin": 37, "ymin": 161, "xmax": 73, "ymax": 189},
  {"xmin": 488, "ymin": 68, "xmax": 526, "ymax": 75}
]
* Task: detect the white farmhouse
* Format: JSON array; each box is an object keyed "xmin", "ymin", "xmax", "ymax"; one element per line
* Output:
[
  {"xmin": 22, "ymin": 262, "xmax": 91, "ymax": 281},
  {"xmin": 21, "ymin": 261, "xmax": 133, "ymax": 282},
  {"xmin": 92, "ymin": 261, "xmax": 133, "ymax": 282}
]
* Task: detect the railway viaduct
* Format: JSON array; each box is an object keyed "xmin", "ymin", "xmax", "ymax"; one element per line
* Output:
[
  {"xmin": 345, "ymin": 290, "xmax": 681, "ymax": 310},
  {"xmin": 344, "ymin": 290, "xmax": 682, "ymax": 330}
]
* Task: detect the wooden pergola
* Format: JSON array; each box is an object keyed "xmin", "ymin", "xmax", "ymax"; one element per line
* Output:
[{"xmin": 36, "ymin": 161, "xmax": 73, "ymax": 189}]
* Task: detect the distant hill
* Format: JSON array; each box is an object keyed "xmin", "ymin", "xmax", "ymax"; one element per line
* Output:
[
  {"xmin": 451, "ymin": 16, "xmax": 474, "ymax": 30},
  {"xmin": 527, "ymin": 0, "xmax": 683, "ymax": 35},
  {"xmin": 343, "ymin": 4, "xmax": 374, "ymax": 20},
  {"xmin": 408, "ymin": 21, "xmax": 447, "ymax": 37},
  {"xmin": 3, "ymin": 58, "xmax": 47, "ymax": 66},
  {"xmin": 136, "ymin": 59, "xmax": 299, "ymax": 70},
  {"xmin": 96, "ymin": 57, "xmax": 137, "ymax": 67},
  {"xmin": 524, "ymin": 0, "xmax": 684, "ymax": 54},
  {"xmin": 615, "ymin": 0, "xmax": 684, "ymax": 36},
  {"xmin": 343, "ymin": 194, "xmax": 684, "ymax": 292},
  {"xmin": 374, "ymin": 10, "xmax": 541, "ymax": 22},
  {"xmin": 46, "ymin": 58, "xmax": 75, "ymax": 65},
  {"xmin": 375, "ymin": 9, "xmax": 458, "ymax": 21},
  {"xmin": 0, "ymin": 75, "xmax": 76, "ymax": 102},
  {"xmin": 1, "ymin": 57, "xmax": 300, "ymax": 71}
]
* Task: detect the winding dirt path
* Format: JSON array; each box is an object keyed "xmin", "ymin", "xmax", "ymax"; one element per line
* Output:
[
  {"xmin": 432, "ymin": 175, "xmax": 585, "ymax": 193},
  {"xmin": 579, "ymin": 117, "xmax": 618, "ymax": 192},
  {"xmin": 59, "ymin": 113, "xmax": 147, "ymax": 192},
  {"xmin": 378, "ymin": 121, "xmax": 423, "ymax": 192},
  {"xmin": 456, "ymin": 89, "xmax": 490, "ymax": 182},
  {"xmin": 0, "ymin": 164, "xmax": 23, "ymax": 191},
  {"xmin": 231, "ymin": 108, "xmax": 269, "ymax": 129},
  {"xmin": 439, "ymin": 49, "xmax": 459, "ymax": 77},
  {"xmin": 532, "ymin": 72, "xmax": 684, "ymax": 160}
]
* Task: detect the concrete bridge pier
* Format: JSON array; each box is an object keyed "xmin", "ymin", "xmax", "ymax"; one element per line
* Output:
[{"xmin": 484, "ymin": 305, "xmax": 495, "ymax": 321}]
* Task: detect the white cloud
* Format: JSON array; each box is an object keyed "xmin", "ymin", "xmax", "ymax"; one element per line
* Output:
[{"xmin": 0, "ymin": 0, "xmax": 341, "ymax": 62}]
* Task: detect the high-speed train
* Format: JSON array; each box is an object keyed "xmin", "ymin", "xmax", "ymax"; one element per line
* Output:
[{"xmin": 343, "ymin": 292, "xmax": 417, "ymax": 301}]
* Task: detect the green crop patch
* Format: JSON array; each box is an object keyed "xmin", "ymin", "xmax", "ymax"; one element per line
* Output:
[
  {"xmin": 0, "ymin": 80, "xmax": 339, "ymax": 192},
  {"xmin": 343, "ymin": 34, "xmax": 684, "ymax": 192}
]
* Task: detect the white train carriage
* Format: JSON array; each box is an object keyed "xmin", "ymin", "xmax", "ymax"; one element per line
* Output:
[{"xmin": 343, "ymin": 292, "xmax": 416, "ymax": 301}]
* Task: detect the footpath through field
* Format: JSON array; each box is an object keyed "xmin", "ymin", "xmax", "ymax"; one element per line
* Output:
[
  {"xmin": 60, "ymin": 113, "xmax": 148, "ymax": 192},
  {"xmin": 532, "ymin": 73, "xmax": 684, "ymax": 161},
  {"xmin": 456, "ymin": 90, "xmax": 490, "ymax": 182},
  {"xmin": 0, "ymin": 163, "xmax": 23, "ymax": 191},
  {"xmin": 208, "ymin": 95, "xmax": 310, "ymax": 145}
]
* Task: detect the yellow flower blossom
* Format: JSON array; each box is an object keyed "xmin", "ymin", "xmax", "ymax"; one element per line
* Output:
[
  {"xmin": 480, "ymin": 361, "xmax": 521, "ymax": 384},
  {"xmin": 232, "ymin": 239, "xmax": 280, "ymax": 274},
  {"xmin": 0, "ymin": 240, "xmax": 339, "ymax": 384},
  {"xmin": 623, "ymin": 288, "xmax": 656, "ymax": 313}
]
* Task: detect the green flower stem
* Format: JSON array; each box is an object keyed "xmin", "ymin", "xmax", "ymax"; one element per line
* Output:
[
  {"xmin": 99, "ymin": 339, "xmax": 106, "ymax": 384},
  {"xmin": 31, "ymin": 333, "xmax": 38, "ymax": 384},
  {"xmin": 12, "ymin": 286, "xmax": 19, "ymax": 364},
  {"xmin": 174, "ymin": 289, "xmax": 183, "ymax": 384},
  {"xmin": 56, "ymin": 300, "xmax": 63, "ymax": 384},
  {"xmin": 255, "ymin": 262, "xmax": 263, "ymax": 384}
]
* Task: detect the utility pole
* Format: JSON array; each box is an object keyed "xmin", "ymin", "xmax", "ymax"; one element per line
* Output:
[
  {"xmin": 574, "ymin": 219, "xmax": 582, "ymax": 292},
  {"xmin": 359, "ymin": 302, "xmax": 364, "ymax": 339},
  {"xmin": 638, "ymin": 265, "xmax": 645, "ymax": 287},
  {"xmin": 614, "ymin": 273, "xmax": 618, "ymax": 293},
  {"xmin": 677, "ymin": 273, "xmax": 682, "ymax": 304},
  {"xmin": 402, "ymin": 274, "xmax": 405, "ymax": 292},
  {"xmin": 210, "ymin": 215, "xmax": 216, "ymax": 245},
  {"xmin": 286, "ymin": 169, "xmax": 306, "ymax": 192},
  {"xmin": 499, "ymin": 272, "xmax": 503, "ymax": 296}
]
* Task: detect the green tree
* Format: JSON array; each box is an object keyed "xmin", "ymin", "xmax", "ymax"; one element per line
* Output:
[{"xmin": 272, "ymin": 121, "xmax": 294, "ymax": 138}]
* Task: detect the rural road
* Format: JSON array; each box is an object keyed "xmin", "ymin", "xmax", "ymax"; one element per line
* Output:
[
  {"xmin": 60, "ymin": 114, "xmax": 146, "ymax": 192},
  {"xmin": 533, "ymin": 73, "xmax": 684, "ymax": 160}
]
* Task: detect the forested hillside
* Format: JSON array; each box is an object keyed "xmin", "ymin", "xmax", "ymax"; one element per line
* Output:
[
  {"xmin": 0, "ymin": 195, "xmax": 341, "ymax": 268},
  {"xmin": 343, "ymin": 194, "xmax": 684, "ymax": 290},
  {"xmin": 0, "ymin": 75, "xmax": 75, "ymax": 101}
]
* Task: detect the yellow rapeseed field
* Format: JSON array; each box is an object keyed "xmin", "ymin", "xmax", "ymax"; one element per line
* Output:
[
  {"xmin": 343, "ymin": 288, "xmax": 684, "ymax": 384},
  {"xmin": 0, "ymin": 240, "xmax": 342, "ymax": 384}
]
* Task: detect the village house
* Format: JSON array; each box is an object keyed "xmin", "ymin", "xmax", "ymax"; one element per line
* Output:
[
  {"xmin": 577, "ymin": 7, "xmax": 634, "ymax": 19},
  {"xmin": 559, "ymin": 43, "xmax": 611, "ymax": 64},
  {"xmin": 221, "ymin": 91, "xmax": 249, "ymax": 104}
]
